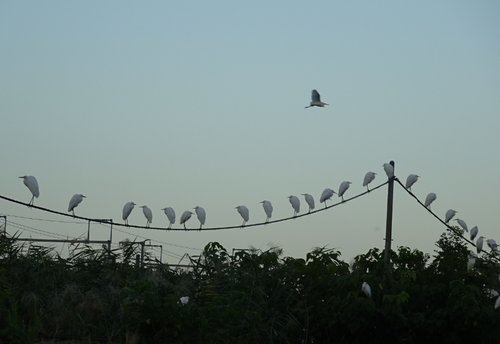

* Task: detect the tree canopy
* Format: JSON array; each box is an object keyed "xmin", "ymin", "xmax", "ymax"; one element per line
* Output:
[{"xmin": 0, "ymin": 228, "xmax": 499, "ymax": 343}]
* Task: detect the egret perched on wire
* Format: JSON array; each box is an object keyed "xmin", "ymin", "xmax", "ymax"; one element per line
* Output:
[
  {"xmin": 305, "ymin": 89, "xmax": 328, "ymax": 108},
  {"xmin": 19, "ymin": 175, "xmax": 39, "ymax": 206},
  {"xmin": 405, "ymin": 174, "xmax": 419, "ymax": 191},
  {"xmin": 288, "ymin": 195, "xmax": 300, "ymax": 216},
  {"xmin": 302, "ymin": 193, "xmax": 315, "ymax": 213},
  {"xmin": 361, "ymin": 282, "xmax": 371, "ymax": 298},
  {"xmin": 444, "ymin": 209, "xmax": 457, "ymax": 224},
  {"xmin": 383, "ymin": 163, "xmax": 394, "ymax": 178},
  {"xmin": 180, "ymin": 211, "xmax": 193, "ymax": 230},
  {"xmin": 470, "ymin": 226, "xmax": 479, "ymax": 241},
  {"xmin": 424, "ymin": 193, "xmax": 437, "ymax": 209},
  {"xmin": 319, "ymin": 188, "xmax": 336, "ymax": 208},
  {"xmin": 477, "ymin": 236, "xmax": 485, "ymax": 254},
  {"xmin": 362, "ymin": 172, "xmax": 376, "ymax": 191},
  {"xmin": 162, "ymin": 207, "xmax": 176, "ymax": 229},
  {"xmin": 338, "ymin": 181, "xmax": 352, "ymax": 202},
  {"xmin": 122, "ymin": 202, "xmax": 136, "ymax": 225},
  {"xmin": 236, "ymin": 205, "xmax": 249, "ymax": 226},
  {"xmin": 140, "ymin": 205, "xmax": 153, "ymax": 227},
  {"xmin": 68, "ymin": 194, "xmax": 86, "ymax": 217},
  {"xmin": 487, "ymin": 239, "xmax": 498, "ymax": 251},
  {"xmin": 260, "ymin": 201, "xmax": 273, "ymax": 222},
  {"xmin": 454, "ymin": 218, "xmax": 468, "ymax": 232},
  {"xmin": 194, "ymin": 206, "xmax": 206, "ymax": 229}
]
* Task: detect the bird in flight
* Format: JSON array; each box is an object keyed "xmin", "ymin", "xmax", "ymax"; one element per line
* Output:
[{"xmin": 305, "ymin": 89, "xmax": 329, "ymax": 108}]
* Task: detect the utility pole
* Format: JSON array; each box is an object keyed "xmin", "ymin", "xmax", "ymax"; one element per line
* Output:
[{"xmin": 384, "ymin": 160, "xmax": 395, "ymax": 262}]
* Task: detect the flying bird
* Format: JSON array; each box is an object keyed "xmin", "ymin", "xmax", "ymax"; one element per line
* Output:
[
  {"xmin": 140, "ymin": 205, "xmax": 153, "ymax": 227},
  {"xmin": 261, "ymin": 200, "xmax": 273, "ymax": 222},
  {"xmin": 305, "ymin": 89, "xmax": 328, "ymax": 108},
  {"xmin": 19, "ymin": 175, "xmax": 39, "ymax": 206},
  {"xmin": 361, "ymin": 282, "xmax": 371, "ymax": 298},
  {"xmin": 405, "ymin": 174, "xmax": 419, "ymax": 191},
  {"xmin": 470, "ymin": 226, "xmax": 479, "ymax": 241},
  {"xmin": 454, "ymin": 218, "xmax": 468, "ymax": 232},
  {"xmin": 68, "ymin": 194, "xmax": 86, "ymax": 217},
  {"xmin": 477, "ymin": 236, "xmax": 485, "ymax": 254},
  {"xmin": 288, "ymin": 195, "xmax": 300, "ymax": 216},
  {"xmin": 383, "ymin": 163, "xmax": 394, "ymax": 178},
  {"xmin": 236, "ymin": 205, "xmax": 249, "ymax": 226},
  {"xmin": 122, "ymin": 202, "xmax": 136, "ymax": 225},
  {"xmin": 319, "ymin": 188, "xmax": 336, "ymax": 208},
  {"xmin": 194, "ymin": 206, "xmax": 206, "ymax": 229},
  {"xmin": 302, "ymin": 193, "xmax": 315, "ymax": 212},
  {"xmin": 424, "ymin": 193, "xmax": 437, "ymax": 209},
  {"xmin": 180, "ymin": 211, "xmax": 194, "ymax": 230},
  {"xmin": 362, "ymin": 172, "xmax": 376, "ymax": 191},
  {"xmin": 338, "ymin": 181, "xmax": 352, "ymax": 202},
  {"xmin": 444, "ymin": 209, "xmax": 457, "ymax": 224},
  {"xmin": 162, "ymin": 207, "xmax": 176, "ymax": 229}
]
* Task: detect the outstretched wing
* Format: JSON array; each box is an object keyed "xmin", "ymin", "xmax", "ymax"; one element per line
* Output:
[{"xmin": 312, "ymin": 89, "xmax": 321, "ymax": 102}]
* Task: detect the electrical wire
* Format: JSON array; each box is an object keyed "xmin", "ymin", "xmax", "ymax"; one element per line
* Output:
[
  {"xmin": 0, "ymin": 181, "xmax": 388, "ymax": 232},
  {"xmin": 395, "ymin": 178, "xmax": 500, "ymax": 262}
]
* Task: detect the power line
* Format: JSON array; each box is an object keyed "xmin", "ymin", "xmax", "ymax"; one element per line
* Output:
[
  {"xmin": 0, "ymin": 181, "xmax": 388, "ymax": 232},
  {"xmin": 395, "ymin": 178, "xmax": 500, "ymax": 262}
]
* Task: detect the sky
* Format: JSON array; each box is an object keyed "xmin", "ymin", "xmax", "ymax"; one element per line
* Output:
[{"xmin": 1, "ymin": 1, "xmax": 499, "ymax": 264}]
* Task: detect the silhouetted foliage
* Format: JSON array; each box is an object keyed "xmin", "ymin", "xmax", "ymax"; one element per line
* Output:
[{"xmin": 0, "ymin": 228, "xmax": 499, "ymax": 343}]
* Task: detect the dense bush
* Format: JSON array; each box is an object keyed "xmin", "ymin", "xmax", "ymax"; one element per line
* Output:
[{"xmin": 0, "ymin": 228, "xmax": 499, "ymax": 343}]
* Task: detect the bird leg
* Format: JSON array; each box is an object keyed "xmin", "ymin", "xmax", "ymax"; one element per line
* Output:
[
  {"xmin": 29, "ymin": 196, "xmax": 35, "ymax": 206},
  {"xmin": 184, "ymin": 223, "xmax": 187, "ymax": 230}
]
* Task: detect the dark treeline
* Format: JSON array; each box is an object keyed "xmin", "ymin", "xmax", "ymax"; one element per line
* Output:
[{"xmin": 0, "ymin": 229, "xmax": 499, "ymax": 343}]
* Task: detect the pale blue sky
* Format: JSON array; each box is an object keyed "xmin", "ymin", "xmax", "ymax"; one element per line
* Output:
[{"xmin": 1, "ymin": 1, "xmax": 499, "ymax": 263}]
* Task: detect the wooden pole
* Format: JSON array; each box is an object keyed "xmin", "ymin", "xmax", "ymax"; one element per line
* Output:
[{"xmin": 384, "ymin": 160, "xmax": 395, "ymax": 262}]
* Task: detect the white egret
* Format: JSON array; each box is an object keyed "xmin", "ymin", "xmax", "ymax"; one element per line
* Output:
[
  {"xmin": 362, "ymin": 172, "xmax": 376, "ymax": 191},
  {"xmin": 444, "ymin": 209, "xmax": 457, "ymax": 224},
  {"xmin": 19, "ymin": 175, "xmax": 39, "ymax": 206},
  {"xmin": 361, "ymin": 282, "xmax": 371, "ymax": 298},
  {"xmin": 470, "ymin": 226, "xmax": 479, "ymax": 241},
  {"xmin": 495, "ymin": 296, "xmax": 500, "ymax": 310},
  {"xmin": 338, "ymin": 181, "xmax": 352, "ymax": 202},
  {"xmin": 319, "ymin": 188, "xmax": 336, "ymax": 208},
  {"xmin": 477, "ymin": 236, "xmax": 485, "ymax": 254},
  {"xmin": 454, "ymin": 218, "xmax": 468, "ymax": 232},
  {"xmin": 288, "ymin": 196, "xmax": 300, "ymax": 216},
  {"xmin": 487, "ymin": 239, "xmax": 498, "ymax": 251},
  {"xmin": 260, "ymin": 201, "xmax": 273, "ymax": 222},
  {"xmin": 405, "ymin": 174, "xmax": 419, "ymax": 191},
  {"xmin": 469, "ymin": 251, "xmax": 478, "ymax": 259},
  {"xmin": 140, "ymin": 205, "xmax": 153, "ymax": 227},
  {"xmin": 302, "ymin": 194, "xmax": 315, "ymax": 213},
  {"xmin": 122, "ymin": 202, "xmax": 136, "ymax": 225},
  {"xmin": 490, "ymin": 290, "xmax": 499, "ymax": 298},
  {"xmin": 467, "ymin": 257, "xmax": 476, "ymax": 272},
  {"xmin": 180, "ymin": 296, "xmax": 189, "ymax": 305},
  {"xmin": 383, "ymin": 163, "xmax": 394, "ymax": 178},
  {"xmin": 68, "ymin": 194, "xmax": 86, "ymax": 217},
  {"xmin": 236, "ymin": 206, "xmax": 249, "ymax": 226},
  {"xmin": 194, "ymin": 206, "xmax": 206, "ymax": 229},
  {"xmin": 180, "ymin": 211, "xmax": 194, "ymax": 230},
  {"xmin": 305, "ymin": 89, "xmax": 328, "ymax": 108},
  {"xmin": 162, "ymin": 207, "xmax": 176, "ymax": 229},
  {"xmin": 424, "ymin": 193, "xmax": 437, "ymax": 209}
]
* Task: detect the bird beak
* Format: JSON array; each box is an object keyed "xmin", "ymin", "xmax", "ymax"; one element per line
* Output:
[{"xmin": 82, "ymin": 195, "xmax": 86, "ymax": 198}]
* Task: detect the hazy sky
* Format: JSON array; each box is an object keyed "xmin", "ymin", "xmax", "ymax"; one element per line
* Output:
[{"xmin": 1, "ymin": 1, "xmax": 499, "ymax": 264}]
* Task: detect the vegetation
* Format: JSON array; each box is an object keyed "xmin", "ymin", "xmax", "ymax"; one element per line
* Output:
[{"xmin": 0, "ymin": 228, "xmax": 499, "ymax": 343}]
